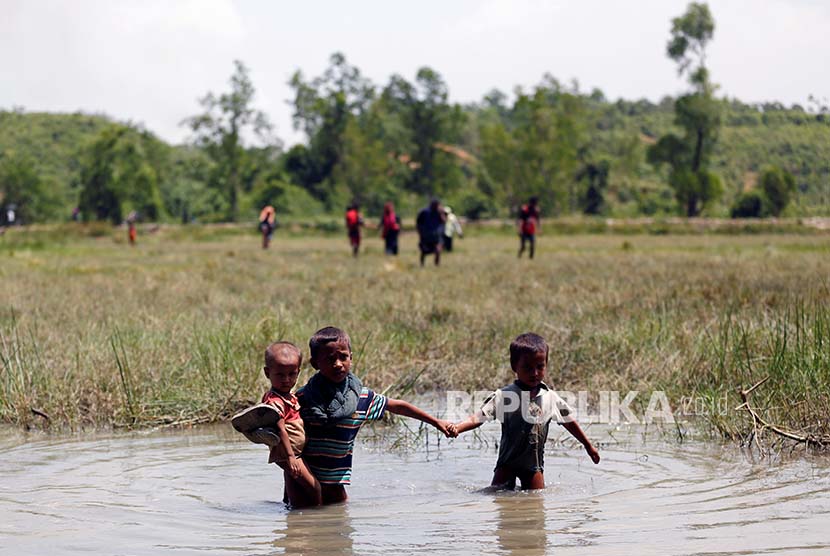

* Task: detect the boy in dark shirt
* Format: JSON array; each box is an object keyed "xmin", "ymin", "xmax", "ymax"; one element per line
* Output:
[
  {"xmin": 297, "ymin": 326, "xmax": 454, "ymax": 504},
  {"xmin": 452, "ymin": 333, "xmax": 600, "ymax": 489},
  {"xmin": 416, "ymin": 199, "xmax": 446, "ymax": 267}
]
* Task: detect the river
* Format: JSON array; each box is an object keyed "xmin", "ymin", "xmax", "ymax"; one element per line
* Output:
[{"xmin": 1, "ymin": 422, "xmax": 828, "ymax": 555}]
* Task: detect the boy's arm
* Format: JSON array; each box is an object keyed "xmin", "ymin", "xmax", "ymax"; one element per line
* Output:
[
  {"xmin": 274, "ymin": 419, "xmax": 302, "ymax": 477},
  {"xmin": 386, "ymin": 398, "xmax": 455, "ymax": 437},
  {"xmin": 561, "ymin": 420, "xmax": 600, "ymax": 464},
  {"xmin": 453, "ymin": 415, "xmax": 483, "ymax": 435}
]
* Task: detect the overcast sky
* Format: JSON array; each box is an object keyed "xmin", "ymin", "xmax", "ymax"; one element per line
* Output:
[{"xmin": 3, "ymin": 0, "xmax": 828, "ymax": 146}]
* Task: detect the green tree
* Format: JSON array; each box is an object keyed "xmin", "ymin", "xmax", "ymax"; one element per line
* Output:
[
  {"xmin": 78, "ymin": 125, "xmax": 165, "ymax": 223},
  {"xmin": 667, "ymin": 2, "xmax": 716, "ymax": 91},
  {"xmin": 0, "ymin": 153, "xmax": 56, "ymax": 223},
  {"xmin": 381, "ymin": 69, "xmax": 466, "ymax": 197},
  {"xmin": 731, "ymin": 190, "xmax": 765, "ymax": 218},
  {"xmin": 577, "ymin": 160, "xmax": 610, "ymax": 215},
  {"xmin": 287, "ymin": 53, "xmax": 374, "ymax": 207},
  {"xmin": 160, "ymin": 147, "xmax": 220, "ymax": 223},
  {"xmin": 648, "ymin": 2, "xmax": 722, "ymax": 216},
  {"xmin": 183, "ymin": 60, "xmax": 273, "ymax": 221},
  {"xmin": 760, "ymin": 165, "xmax": 796, "ymax": 216},
  {"xmin": 480, "ymin": 78, "xmax": 591, "ymax": 213}
]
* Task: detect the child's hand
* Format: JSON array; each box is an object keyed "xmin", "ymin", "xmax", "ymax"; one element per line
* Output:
[
  {"xmin": 288, "ymin": 457, "xmax": 302, "ymax": 478},
  {"xmin": 586, "ymin": 445, "xmax": 600, "ymax": 464},
  {"xmin": 435, "ymin": 419, "xmax": 457, "ymax": 438}
]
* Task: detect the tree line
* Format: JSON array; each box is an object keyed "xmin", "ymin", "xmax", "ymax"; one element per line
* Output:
[{"xmin": 2, "ymin": 3, "xmax": 828, "ymax": 226}]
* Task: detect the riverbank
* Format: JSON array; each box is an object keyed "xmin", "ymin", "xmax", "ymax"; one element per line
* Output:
[{"xmin": 1, "ymin": 228, "xmax": 828, "ymax": 451}]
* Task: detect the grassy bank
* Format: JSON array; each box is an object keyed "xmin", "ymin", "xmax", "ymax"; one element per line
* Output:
[{"xmin": 1, "ymin": 226, "xmax": 829, "ymax": 449}]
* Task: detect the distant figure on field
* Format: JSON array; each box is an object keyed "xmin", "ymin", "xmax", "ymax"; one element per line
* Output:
[
  {"xmin": 416, "ymin": 199, "xmax": 446, "ymax": 267},
  {"xmin": 380, "ymin": 202, "xmax": 401, "ymax": 256},
  {"xmin": 259, "ymin": 205, "xmax": 276, "ymax": 249},
  {"xmin": 6, "ymin": 204, "xmax": 16, "ymax": 226},
  {"xmin": 126, "ymin": 211, "xmax": 137, "ymax": 246},
  {"xmin": 442, "ymin": 205, "xmax": 463, "ymax": 253},
  {"xmin": 345, "ymin": 204, "xmax": 364, "ymax": 257},
  {"xmin": 72, "ymin": 207, "xmax": 81, "ymax": 222},
  {"xmin": 517, "ymin": 197, "xmax": 540, "ymax": 259}
]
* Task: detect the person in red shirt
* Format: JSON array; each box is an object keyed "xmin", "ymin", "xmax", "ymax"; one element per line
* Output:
[
  {"xmin": 517, "ymin": 197, "xmax": 540, "ymax": 259},
  {"xmin": 379, "ymin": 202, "xmax": 401, "ymax": 255},
  {"xmin": 126, "ymin": 211, "xmax": 138, "ymax": 246},
  {"xmin": 345, "ymin": 204, "xmax": 364, "ymax": 257}
]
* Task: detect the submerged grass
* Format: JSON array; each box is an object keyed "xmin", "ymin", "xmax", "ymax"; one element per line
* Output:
[{"xmin": 1, "ymin": 225, "xmax": 829, "ymax": 448}]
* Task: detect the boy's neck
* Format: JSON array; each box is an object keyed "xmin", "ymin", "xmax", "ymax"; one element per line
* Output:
[{"xmin": 514, "ymin": 380, "xmax": 546, "ymax": 394}]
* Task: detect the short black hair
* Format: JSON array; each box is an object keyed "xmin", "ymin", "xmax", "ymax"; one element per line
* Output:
[
  {"xmin": 264, "ymin": 341, "xmax": 302, "ymax": 369},
  {"xmin": 509, "ymin": 332, "xmax": 548, "ymax": 370},
  {"xmin": 529, "ymin": 196, "xmax": 539, "ymax": 205},
  {"xmin": 309, "ymin": 326, "xmax": 351, "ymax": 360}
]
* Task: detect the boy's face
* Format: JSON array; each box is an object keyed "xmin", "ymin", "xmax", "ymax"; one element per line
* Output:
[
  {"xmin": 312, "ymin": 340, "xmax": 352, "ymax": 383},
  {"xmin": 513, "ymin": 350, "xmax": 547, "ymax": 388},
  {"xmin": 264, "ymin": 351, "xmax": 301, "ymax": 394}
]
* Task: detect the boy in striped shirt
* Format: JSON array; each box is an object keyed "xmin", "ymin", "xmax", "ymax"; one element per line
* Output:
[{"xmin": 296, "ymin": 326, "xmax": 455, "ymax": 505}]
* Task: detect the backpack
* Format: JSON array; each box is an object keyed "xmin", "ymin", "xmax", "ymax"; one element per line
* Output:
[{"xmin": 346, "ymin": 209, "xmax": 359, "ymax": 228}]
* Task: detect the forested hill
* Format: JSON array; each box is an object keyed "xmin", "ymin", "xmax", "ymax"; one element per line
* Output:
[
  {"xmin": 0, "ymin": 111, "xmax": 112, "ymax": 211},
  {"xmin": 1, "ymin": 92, "xmax": 829, "ymax": 224}
]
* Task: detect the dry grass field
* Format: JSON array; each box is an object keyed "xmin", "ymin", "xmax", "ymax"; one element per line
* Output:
[{"xmin": 2, "ymin": 224, "xmax": 829, "ymax": 447}]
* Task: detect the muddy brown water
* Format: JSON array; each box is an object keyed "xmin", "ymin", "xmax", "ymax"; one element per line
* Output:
[{"xmin": 1, "ymin": 423, "xmax": 828, "ymax": 556}]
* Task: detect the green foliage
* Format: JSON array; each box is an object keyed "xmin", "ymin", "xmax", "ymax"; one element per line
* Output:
[
  {"xmin": 4, "ymin": 35, "xmax": 830, "ymax": 223},
  {"xmin": 251, "ymin": 170, "xmax": 325, "ymax": 217},
  {"xmin": 667, "ymin": 2, "xmax": 715, "ymax": 91},
  {"xmin": 159, "ymin": 147, "xmax": 221, "ymax": 223},
  {"xmin": 577, "ymin": 160, "xmax": 610, "ymax": 215},
  {"xmin": 78, "ymin": 125, "xmax": 166, "ymax": 223},
  {"xmin": 0, "ymin": 153, "xmax": 58, "ymax": 223},
  {"xmin": 474, "ymin": 77, "xmax": 593, "ymax": 215},
  {"xmin": 759, "ymin": 165, "xmax": 796, "ymax": 216},
  {"xmin": 287, "ymin": 52, "xmax": 376, "ymax": 208},
  {"xmin": 731, "ymin": 190, "xmax": 765, "ymax": 218},
  {"xmin": 731, "ymin": 166, "xmax": 797, "ymax": 218},
  {"xmin": 0, "ymin": 110, "xmax": 113, "ymax": 220},
  {"xmin": 648, "ymin": 2, "xmax": 723, "ymax": 216},
  {"xmin": 182, "ymin": 60, "xmax": 273, "ymax": 221}
]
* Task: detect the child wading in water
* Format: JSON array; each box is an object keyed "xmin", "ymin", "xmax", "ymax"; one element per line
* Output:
[
  {"xmin": 296, "ymin": 326, "xmax": 454, "ymax": 505},
  {"xmin": 232, "ymin": 342, "xmax": 322, "ymax": 507},
  {"xmin": 452, "ymin": 333, "xmax": 600, "ymax": 489}
]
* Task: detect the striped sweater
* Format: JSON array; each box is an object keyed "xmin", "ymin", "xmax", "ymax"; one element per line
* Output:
[{"xmin": 297, "ymin": 385, "xmax": 388, "ymax": 485}]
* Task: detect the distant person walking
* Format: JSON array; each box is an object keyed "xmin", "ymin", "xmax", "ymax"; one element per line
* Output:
[
  {"xmin": 259, "ymin": 205, "xmax": 276, "ymax": 249},
  {"xmin": 416, "ymin": 199, "xmax": 446, "ymax": 267},
  {"xmin": 127, "ymin": 211, "xmax": 138, "ymax": 246},
  {"xmin": 518, "ymin": 197, "xmax": 540, "ymax": 259},
  {"xmin": 345, "ymin": 203, "xmax": 364, "ymax": 257},
  {"xmin": 380, "ymin": 202, "xmax": 401, "ymax": 256},
  {"xmin": 441, "ymin": 206, "xmax": 463, "ymax": 253}
]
